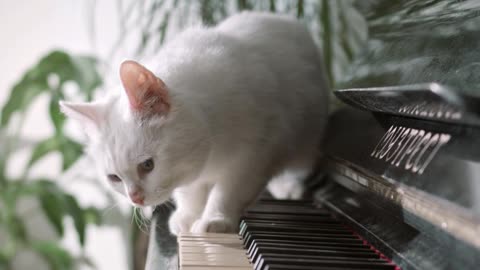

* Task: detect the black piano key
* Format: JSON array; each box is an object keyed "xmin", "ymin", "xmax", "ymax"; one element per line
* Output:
[
  {"xmin": 265, "ymin": 266, "xmax": 380, "ymax": 270},
  {"xmin": 248, "ymin": 201, "xmax": 317, "ymax": 207},
  {"xmin": 243, "ymin": 232, "xmax": 364, "ymax": 248},
  {"xmin": 264, "ymin": 264, "xmax": 391, "ymax": 270},
  {"xmin": 255, "ymin": 257, "xmax": 396, "ymax": 270},
  {"xmin": 241, "ymin": 215, "xmax": 339, "ymax": 223},
  {"xmin": 239, "ymin": 221, "xmax": 352, "ymax": 237},
  {"xmin": 247, "ymin": 239, "xmax": 371, "ymax": 256},
  {"xmin": 247, "ymin": 239, "xmax": 353, "ymax": 257},
  {"xmin": 243, "ymin": 231, "xmax": 359, "ymax": 250},
  {"xmin": 241, "ymin": 220, "xmax": 348, "ymax": 230},
  {"xmin": 257, "ymin": 199, "xmax": 314, "ymax": 204},
  {"xmin": 241, "ymin": 213, "xmax": 340, "ymax": 223},
  {"xmin": 239, "ymin": 200, "xmax": 398, "ymax": 270},
  {"xmin": 257, "ymin": 253, "xmax": 387, "ymax": 263},
  {"xmin": 247, "ymin": 209, "xmax": 330, "ymax": 216},
  {"xmin": 239, "ymin": 219, "xmax": 344, "ymax": 236},
  {"xmin": 250, "ymin": 246, "xmax": 379, "ymax": 263},
  {"xmin": 250, "ymin": 200, "xmax": 317, "ymax": 207},
  {"xmin": 241, "ymin": 219, "xmax": 344, "ymax": 229},
  {"xmin": 248, "ymin": 245, "xmax": 380, "ymax": 262},
  {"xmin": 244, "ymin": 230, "xmax": 358, "ymax": 239},
  {"xmin": 240, "ymin": 224, "xmax": 352, "ymax": 239},
  {"xmin": 247, "ymin": 238, "xmax": 367, "ymax": 248},
  {"xmin": 246, "ymin": 239, "xmax": 369, "ymax": 256},
  {"xmin": 247, "ymin": 241, "xmax": 372, "ymax": 257},
  {"xmin": 240, "ymin": 224, "xmax": 353, "ymax": 237},
  {"xmin": 241, "ymin": 217, "xmax": 341, "ymax": 226},
  {"xmin": 246, "ymin": 204, "xmax": 330, "ymax": 214}
]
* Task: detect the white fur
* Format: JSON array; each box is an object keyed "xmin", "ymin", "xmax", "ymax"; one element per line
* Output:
[{"xmin": 61, "ymin": 12, "xmax": 329, "ymax": 235}]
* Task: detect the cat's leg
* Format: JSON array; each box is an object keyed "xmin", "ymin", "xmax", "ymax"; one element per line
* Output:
[
  {"xmin": 190, "ymin": 169, "xmax": 269, "ymax": 233},
  {"xmin": 267, "ymin": 169, "xmax": 309, "ymax": 200},
  {"xmin": 268, "ymin": 147, "xmax": 319, "ymax": 199},
  {"xmin": 169, "ymin": 182, "xmax": 209, "ymax": 235}
]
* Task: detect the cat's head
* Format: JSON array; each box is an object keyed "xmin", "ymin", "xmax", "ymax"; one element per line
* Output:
[{"xmin": 60, "ymin": 60, "xmax": 209, "ymax": 207}]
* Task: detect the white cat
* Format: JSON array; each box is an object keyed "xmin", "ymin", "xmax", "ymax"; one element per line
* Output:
[{"xmin": 60, "ymin": 12, "xmax": 329, "ymax": 235}]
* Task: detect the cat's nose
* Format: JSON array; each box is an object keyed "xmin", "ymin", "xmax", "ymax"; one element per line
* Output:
[{"xmin": 129, "ymin": 190, "xmax": 145, "ymax": 205}]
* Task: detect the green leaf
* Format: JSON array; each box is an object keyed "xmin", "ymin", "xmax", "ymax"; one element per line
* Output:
[
  {"xmin": 31, "ymin": 241, "xmax": 73, "ymax": 270},
  {"xmin": 64, "ymin": 195, "xmax": 86, "ymax": 246},
  {"xmin": 237, "ymin": 0, "xmax": 252, "ymax": 10},
  {"xmin": 27, "ymin": 137, "xmax": 83, "ymax": 171},
  {"xmin": 60, "ymin": 138, "xmax": 83, "ymax": 170},
  {"xmin": 1, "ymin": 50, "xmax": 101, "ymax": 127},
  {"xmin": 27, "ymin": 138, "xmax": 58, "ymax": 169},
  {"xmin": 0, "ymin": 250, "xmax": 9, "ymax": 270},
  {"xmin": 18, "ymin": 180, "xmax": 101, "ymax": 246},
  {"xmin": 4, "ymin": 214, "xmax": 27, "ymax": 242},
  {"xmin": 17, "ymin": 179, "xmax": 56, "ymax": 196},
  {"xmin": 49, "ymin": 94, "xmax": 65, "ymax": 135},
  {"xmin": 297, "ymin": 0, "xmax": 304, "ymax": 18},
  {"xmin": 84, "ymin": 207, "xmax": 102, "ymax": 226},
  {"xmin": 320, "ymin": 0, "xmax": 334, "ymax": 86},
  {"xmin": 1, "ymin": 186, "xmax": 27, "ymax": 241},
  {"xmin": 38, "ymin": 189, "xmax": 66, "ymax": 236},
  {"xmin": 68, "ymin": 56, "xmax": 102, "ymax": 101},
  {"xmin": 200, "ymin": 0, "xmax": 214, "ymax": 25},
  {"xmin": 269, "ymin": 0, "xmax": 276, "ymax": 12},
  {"xmin": 1, "ymin": 79, "xmax": 48, "ymax": 127}
]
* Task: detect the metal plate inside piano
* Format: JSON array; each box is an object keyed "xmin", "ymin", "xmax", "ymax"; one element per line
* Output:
[{"xmin": 177, "ymin": 199, "xmax": 399, "ymax": 270}]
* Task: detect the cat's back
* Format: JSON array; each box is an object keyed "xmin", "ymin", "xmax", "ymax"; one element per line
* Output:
[
  {"xmin": 215, "ymin": 11, "xmax": 327, "ymax": 112},
  {"xmin": 216, "ymin": 12, "xmax": 318, "ymax": 60},
  {"xmin": 216, "ymin": 12, "xmax": 310, "ymax": 44},
  {"xmin": 155, "ymin": 12, "xmax": 321, "ymax": 89}
]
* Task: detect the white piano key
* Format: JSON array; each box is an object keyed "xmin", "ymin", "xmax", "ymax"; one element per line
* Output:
[{"xmin": 178, "ymin": 232, "xmax": 252, "ymax": 269}]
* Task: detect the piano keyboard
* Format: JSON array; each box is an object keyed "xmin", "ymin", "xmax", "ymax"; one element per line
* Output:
[{"xmin": 178, "ymin": 200, "xmax": 400, "ymax": 270}]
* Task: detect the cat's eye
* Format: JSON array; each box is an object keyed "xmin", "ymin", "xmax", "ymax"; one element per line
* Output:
[
  {"xmin": 138, "ymin": 158, "xmax": 154, "ymax": 174},
  {"xmin": 107, "ymin": 174, "xmax": 122, "ymax": 183}
]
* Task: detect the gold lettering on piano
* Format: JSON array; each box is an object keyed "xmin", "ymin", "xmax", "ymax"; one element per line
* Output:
[
  {"xmin": 371, "ymin": 125, "xmax": 451, "ymax": 174},
  {"xmin": 398, "ymin": 102, "xmax": 462, "ymax": 120}
]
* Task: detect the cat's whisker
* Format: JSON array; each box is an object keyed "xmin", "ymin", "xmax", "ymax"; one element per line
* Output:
[
  {"xmin": 131, "ymin": 207, "xmax": 137, "ymax": 225},
  {"xmin": 133, "ymin": 208, "xmax": 142, "ymax": 228},
  {"xmin": 131, "ymin": 206, "xmax": 151, "ymax": 234},
  {"xmin": 102, "ymin": 202, "xmax": 121, "ymax": 216},
  {"xmin": 139, "ymin": 208, "xmax": 151, "ymax": 226}
]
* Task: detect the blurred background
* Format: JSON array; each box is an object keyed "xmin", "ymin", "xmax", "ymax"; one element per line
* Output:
[{"xmin": 0, "ymin": 1, "xmax": 367, "ymax": 269}]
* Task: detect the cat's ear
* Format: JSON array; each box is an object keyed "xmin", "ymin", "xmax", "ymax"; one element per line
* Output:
[
  {"xmin": 119, "ymin": 60, "xmax": 170, "ymax": 117},
  {"xmin": 59, "ymin": 100, "xmax": 104, "ymax": 138}
]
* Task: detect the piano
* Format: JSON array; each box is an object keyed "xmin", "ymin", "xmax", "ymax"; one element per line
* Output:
[{"xmin": 144, "ymin": 1, "xmax": 480, "ymax": 269}]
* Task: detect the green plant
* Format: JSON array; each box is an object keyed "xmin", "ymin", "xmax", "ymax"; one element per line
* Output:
[
  {"xmin": 0, "ymin": 50, "xmax": 102, "ymax": 270},
  {"xmin": 100, "ymin": 0, "xmax": 366, "ymax": 88}
]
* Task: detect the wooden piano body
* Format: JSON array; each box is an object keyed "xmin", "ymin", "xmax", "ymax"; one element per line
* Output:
[{"xmin": 145, "ymin": 1, "xmax": 480, "ymax": 269}]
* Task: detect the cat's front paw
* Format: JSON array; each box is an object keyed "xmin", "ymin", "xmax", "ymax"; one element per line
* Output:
[
  {"xmin": 191, "ymin": 216, "xmax": 237, "ymax": 233},
  {"xmin": 168, "ymin": 211, "xmax": 196, "ymax": 236}
]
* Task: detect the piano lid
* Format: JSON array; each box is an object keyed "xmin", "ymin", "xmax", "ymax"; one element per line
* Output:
[{"xmin": 335, "ymin": 83, "xmax": 480, "ymax": 126}]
